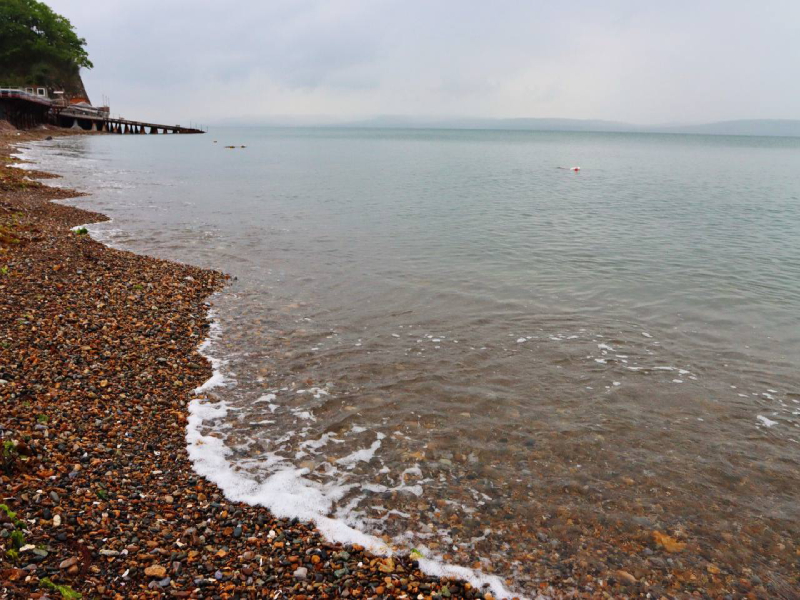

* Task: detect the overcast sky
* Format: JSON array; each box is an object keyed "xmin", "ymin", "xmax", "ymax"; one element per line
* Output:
[{"xmin": 48, "ymin": 0, "xmax": 800, "ymax": 126}]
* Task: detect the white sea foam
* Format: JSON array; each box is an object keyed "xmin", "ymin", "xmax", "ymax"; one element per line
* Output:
[
  {"xmin": 337, "ymin": 433, "xmax": 385, "ymax": 467},
  {"xmin": 188, "ymin": 311, "xmax": 517, "ymax": 599},
  {"xmin": 297, "ymin": 387, "xmax": 329, "ymax": 399},
  {"xmin": 757, "ymin": 415, "xmax": 778, "ymax": 427},
  {"xmin": 402, "ymin": 465, "xmax": 423, "ymax": 478},
  {"xmin": 68, "ymin": 219, "xmax": 126, "ymax": 248},
  {"xmin": 292, "ymin": 409, "xmax": 317, "ymax": 421},
  {"xmin": 193, "ymin": 315, "xmax": 228, "ymax": 393},
  {"xmin": 300, "ymin": 432, "xmax": 342, "ymax": 451}
]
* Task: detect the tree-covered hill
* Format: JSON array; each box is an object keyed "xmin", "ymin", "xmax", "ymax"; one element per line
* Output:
[{"xmin": 0, "ymin": 0, "xmax": 92, "ymax": 90}]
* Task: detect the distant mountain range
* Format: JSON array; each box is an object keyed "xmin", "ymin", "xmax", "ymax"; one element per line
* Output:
[
  {"xmin": 213, "ymin": 115, "xmax": 800, "ymax": 137},
  {"xmin": 338, "ymin": 116, "xmax": 800, "ymax": 137}
]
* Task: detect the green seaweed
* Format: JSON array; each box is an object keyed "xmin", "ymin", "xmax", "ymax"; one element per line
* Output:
[
  {"xmin": 41, "ymin": 578, "xmax": 82, "ymax": 599},
  {"xmin": 2, "ymin": 512, "xmax": 27, "ymax": 562},
  {"xmin": 10, "ymin": 529, "xmax": 25, "ymax": 549},
  {"xmin": 1, "ymin": 441, "xmax": 23, "ymax": 474},
  {"xmin": 0, "ymin": 502, "xmax": 23, "ymax": 526}
]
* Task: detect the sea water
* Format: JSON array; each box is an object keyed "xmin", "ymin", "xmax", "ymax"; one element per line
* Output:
[{"xmin": 18, "ymin": 127, "xmax": 800, "ymax": 596}]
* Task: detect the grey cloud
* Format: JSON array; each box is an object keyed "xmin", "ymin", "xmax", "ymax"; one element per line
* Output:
[{"xmin": 46, "ymin": 0, "xmax": 800, "ymax": 125}]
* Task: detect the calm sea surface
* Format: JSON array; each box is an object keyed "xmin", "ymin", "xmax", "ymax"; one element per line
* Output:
[{"xmin": 22, "ymin": 128, "xmax": 800, "ymax": 595}]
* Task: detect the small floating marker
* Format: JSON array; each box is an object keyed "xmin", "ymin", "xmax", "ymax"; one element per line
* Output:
[{"xmin": 571, "ymin": 166, "xmax": 580, "ymax": 172}]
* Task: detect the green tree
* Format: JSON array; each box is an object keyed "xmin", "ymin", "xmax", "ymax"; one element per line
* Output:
[{"xmin": 0, "ymin": 0, "xmax": 92, "ymax": 88}]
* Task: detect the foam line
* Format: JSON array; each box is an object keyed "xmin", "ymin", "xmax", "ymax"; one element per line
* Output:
[{"xmin": 188, "ymin": 309, "xmax": 519, "ymax": 599}]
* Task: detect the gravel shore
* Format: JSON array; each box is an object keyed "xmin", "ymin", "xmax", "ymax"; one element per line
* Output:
[
  {"xmin": 3, "ymin": 126, "xmax": 776, "ymax": 600},
  {"xmin": 0, "ymin": 127, "xmax": 537, "ymax": 599}
]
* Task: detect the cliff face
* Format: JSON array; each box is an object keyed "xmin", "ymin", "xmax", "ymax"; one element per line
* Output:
[
  {"xmin": 63, "ymin": 71, "xmax": 91, "ymax": 104},
  {"xmin": 7, "ymin": 67, "xmax": 90, "ymax": 105}
]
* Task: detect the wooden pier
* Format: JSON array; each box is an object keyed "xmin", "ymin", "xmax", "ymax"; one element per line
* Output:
[
  {"xmin": 55, "ymin": 107, "xmax": 205, "ymax": 134},
  {"xmin": 1, "ymin": 88, "xmax": 204, "ymax": 133}
]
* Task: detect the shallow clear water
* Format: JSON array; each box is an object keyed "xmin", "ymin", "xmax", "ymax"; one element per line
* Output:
[{"xmin": 21, "ymin": 128, "xmax": 800, "ymax": 595}]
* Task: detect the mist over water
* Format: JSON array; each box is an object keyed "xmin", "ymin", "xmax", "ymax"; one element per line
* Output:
[{"xmin": 21, "ymin": 128, "xmax": 800, "ymax": 595}]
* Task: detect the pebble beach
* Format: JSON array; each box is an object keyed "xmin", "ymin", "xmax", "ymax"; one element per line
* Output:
[
  {"xmin": 0, "ymin": 127, "xmax": 528, "ymax": 599},
  {"xmin": 1, "ymin": 126, "xmax": 795, "ymax": 600}
]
